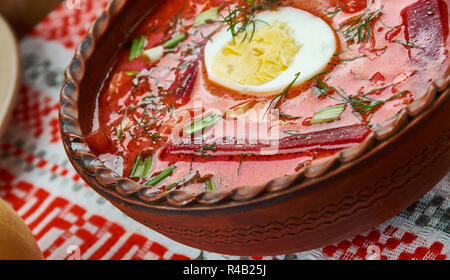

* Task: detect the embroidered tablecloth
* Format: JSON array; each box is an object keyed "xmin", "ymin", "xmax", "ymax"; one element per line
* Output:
[{"xmin": 0, "ymin": 0, "xmax": 448, "ymax": 260}]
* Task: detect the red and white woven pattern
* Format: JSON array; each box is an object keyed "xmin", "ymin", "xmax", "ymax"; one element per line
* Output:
[{"xmin": 1, "ymin": 0, "xmax": 448, "ymax": 260}]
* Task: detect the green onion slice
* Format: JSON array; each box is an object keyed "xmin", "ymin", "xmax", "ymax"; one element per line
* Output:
[
  {"xmin": 145, "ymin": 164, "xmax": 177, "ymax": 186},
  {"xmin": 313, "ymin": 77, "xmax": 331, "ymax": 97},
  {"xmin": 205, "ymin": 176, "xmax": 217, "ymax": 191},
  {"xmin": 166, "ymin": 171, "xmax": 199, "ymax": 190},
  {"xmin": 183, "ymin": 113, "xmax": 222, "ymax": 135},
  {"xmin": 130, "ymin": 153, "xmax": 153, "ymax": 179},
  {"xmin": 143, "ymin": 45, "xmax": 164, "ymax": 63},
  {"xmin": 164, "ymin": 32, "xmax": 187, "ymax": 49},
  {"xmin": 129, "ymin": 36, "xmax": 146, "ymax": 61},
  {"xmin": 311, "ymin": 104, "xmax": 346, "ymax": 125},
  {"xmin": 125, "ymin": 71, "xmax": 140, "ymax": 77},
  {"xmin": 194, "ymin": 7, "xmax": 220, "ymax": 27}
]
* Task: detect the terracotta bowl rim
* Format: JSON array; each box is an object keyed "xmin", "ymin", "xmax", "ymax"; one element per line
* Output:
[{"xmin": 59, "ymin": 0, "xmax": 450, "ymax": 211}]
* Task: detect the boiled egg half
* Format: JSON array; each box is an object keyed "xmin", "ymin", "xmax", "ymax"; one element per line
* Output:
[{"xmin": 204, "ymin": 7, "xmax": 337, "ymax": 96}]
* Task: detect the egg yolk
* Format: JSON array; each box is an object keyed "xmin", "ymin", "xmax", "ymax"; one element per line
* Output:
[{"xmin": 211, "ymin": 21, "xmax": 301, "ymax": 86}]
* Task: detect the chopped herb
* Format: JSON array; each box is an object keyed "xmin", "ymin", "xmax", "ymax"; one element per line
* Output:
[
  {"xmin": 115, "ymin": 111, "xmax": 126, "ymax": 141},
  {"xmin": 145, "ymin": 164, "xmax": 176, "ymax": 186},
  {"xmin": 333, "ymin": 50, "xmax": 349, "ymax": 57},
  {"xmin": 326, "ymin": 7, "xmax": 344, "ymax": 17},
  {"xmin": 101, "ymin": 130, "xmax": 112, "ymax": 145},
  {"xmin": 313, "ymin": 77, "xmax": 331, "ymax": 97},
  {"xmin": 339, "ymin": 6, "xmax": 383, "ymax": 43},
  {"xmin": 348, "ymin": 95, "xmax": 384, "ymax": 115},
  {"xmin": 205, "ymin": 176, "xmax": 217, "ymax": 191},
  {"xmin": 189, "ymin": 157, "xmax": 194, "ymax": 173},
  {"xmin": 372, "ymin": 112, "xmax": 400, "ymax": 128},
  {"xmin": 379, "ymin": 18, "xmax": 397, "ymax": 30},
  {"xmin": 333, "ymin": 55, "xmax": 366, "ymax": 62},
  {"xmin": 393, "ymin": 40, "xmax": 424, "ymax": 49},
  {"xmin": 266, "ymin": 72, "xmax": 301, "ymax": 116},
  {"xmin": 365, "ymin": 84, "xmax": 394, "ymax": 95},
  {"xmin": 333, "ymin": 88, "xmax": 408, "ymax": 115},
  {"xmin": 194, "ymin": 7, "xmax": 220, "ymax": 27},
  {"xmin": 164, "ymin": 33, "xmax": 187, "ymax": 49},
  {"xmin": 307, "ymin": 69, "xmax": 331, "ymax": 82},
  {"xmin": 125, "ymin": 71, "xmax": 140, "ymax": 77},
  {"xmin": 351, "ymin": 110, "xmax": 363, "ymax": 122},
  {"xmin": 218, "ymin": 0, "xmax": 280, "ymax": 42},
  {"xmin": 129, "ymin": 36, "xmax": 146, "ymax": 61},
  {"xmin": 279, "ymin": 111, "xmax": 301, "ymax": 120},
  {"xmin": 130, "ymin": 153, "xmax": 153, "ymax": 179},
  {"xmin": 284, "ymin": 130, "xmax": 307, "ymax": 138},
  {"xmin": 238, "ymin": 154, "xmax": 245, "ymax": 176},
  {"xmin": 328, "ymin": 62, "xmax": 341, "ymax": 66},
  {"xmin": 183, "ymin": 113, "xmax": 222, "ymax": 135},
  {"xmin": 237, "ymin": 153, "xmax": 254, "ymax": 176},
  {"xmin": 195, "ymin": 143, "xmax": 217, "ymax": 154},
  {"xmin": 143, "ymin": 95, "xmax": 157, "ymax": 102},
  {"xmin": 310, "ymin": 104, "xmax": 346, "ymax": 125},
  {"xmin": 170, "ymin": 6, "xmax": 184, "ymax": 31}
]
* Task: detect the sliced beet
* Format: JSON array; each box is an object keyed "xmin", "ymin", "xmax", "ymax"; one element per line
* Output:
[
  {"xmin": 161, "ymin": 124, "xmax": 371, "ymax": 162},
  {"xmin": 86, "ymin": 129, "xmax": 112, "ymax": 154},
  {"xmin": 402, "ymin": 0, "xmax": 449, "ymax": 61},
  {"xmin": 166, "ymin": 58, "xmax": 200, "ymax": 107}
]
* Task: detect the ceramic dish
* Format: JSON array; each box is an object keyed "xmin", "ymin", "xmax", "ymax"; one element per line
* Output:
[
  {"xmin": 0, "ymin": 15, "xmax": 20, "ymax": 136},
  {"xmin": 60, "ymin": 0, "xmax": 450, "ymax": 255}
]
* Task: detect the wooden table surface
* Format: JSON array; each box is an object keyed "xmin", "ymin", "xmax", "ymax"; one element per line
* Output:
[{"xmin": 0, "ymin": 0, "xmax": 62, "ymax": 38}]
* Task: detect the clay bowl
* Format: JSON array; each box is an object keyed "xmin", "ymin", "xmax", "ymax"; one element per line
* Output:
[{"xmin": 59, "ymin": 0, "xmax": 450, "ymax": 256}]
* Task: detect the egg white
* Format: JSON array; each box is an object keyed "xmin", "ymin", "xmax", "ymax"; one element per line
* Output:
[{"xmin": 204, "ymin": 7, "xmax": 337, "ymax": 96}]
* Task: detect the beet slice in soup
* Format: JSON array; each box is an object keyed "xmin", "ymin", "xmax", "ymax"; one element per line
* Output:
[
  {"xmin": 161, "ymin": 124, "xmax": 371, "ymax": 161},
  {"xmin": 402, "ymin": 0, "xmax": 449, "ymax": 61}
]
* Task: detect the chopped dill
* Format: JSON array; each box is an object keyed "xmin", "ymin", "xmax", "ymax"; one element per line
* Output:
[
  {"xmin": 332, "ymin": 87, "xmax": 408, "ymax": 115},
  {"xmin": 218, "ymin": 0, "xmax": 281, "ymax": 42},
  {"xmin": 333, "ymin": 55, "xmax": 367, "ymax": 62},
  {"xmin": 307, "ymin": 69, "xmax": 331, "ymax": 82},
  {"xmin": 339, "ymin": 6, "xmax": 383, "ymax": 44},
  {"xmin": 284, "ymin": 130, "xmax": 307, "ymax": 138},
  {"xmin": 393, "ymin": 40, "xmax": 424, "ymax": 49},
  {"xmin": 325, "ymin": 7, "xmax": 344, "ymax": 17},
  {"xmin": 265, "ymin": 72, "xmax": 301, "ymax": 116},
  {"xmin": 279, "ymin": 111, "xmax": 301, "ymax": 120},
  {"xmin": 195, "ymin": 143, "xmax": 217, "ymax": 155},
  {"xmin": 237, "ymin": 153, "xmax": 254, "ymax": 176}
]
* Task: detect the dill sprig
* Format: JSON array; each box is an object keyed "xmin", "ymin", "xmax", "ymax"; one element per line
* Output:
[
  {"xmin": 195, "ymin": 144, "xmax": 217, "ymax": 155},
  {"xmin": 218, "ymin": 0, "xmax": 281, "ymax": 42},
  {"xmin": 237, "ymin": 153, "xmax": 254, "ymax": 176},
  {"xmin": 265, "ymin": 72, "xmax": 301, "ymax": 116},
  {"xmin": 339, "ymin": 6, "xmax": 383, "ymax": 44},
  {"xmin": 393, "ymin": 40, "xmax": 424, "ymax": 49},
  {"xmin": 332, "ymin": 87, "xmax": 408, "ymax": 115},
  {"xmin": 325, "ymin": 7, "xmax": 344, "ymax": 17},
  {"xmin": 284, "ymin": 130, "xmax": 307, "ymax": 138},
  {"xmin": 279, "ymin": 111, "xmax": 301, "ymax": 120}
]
